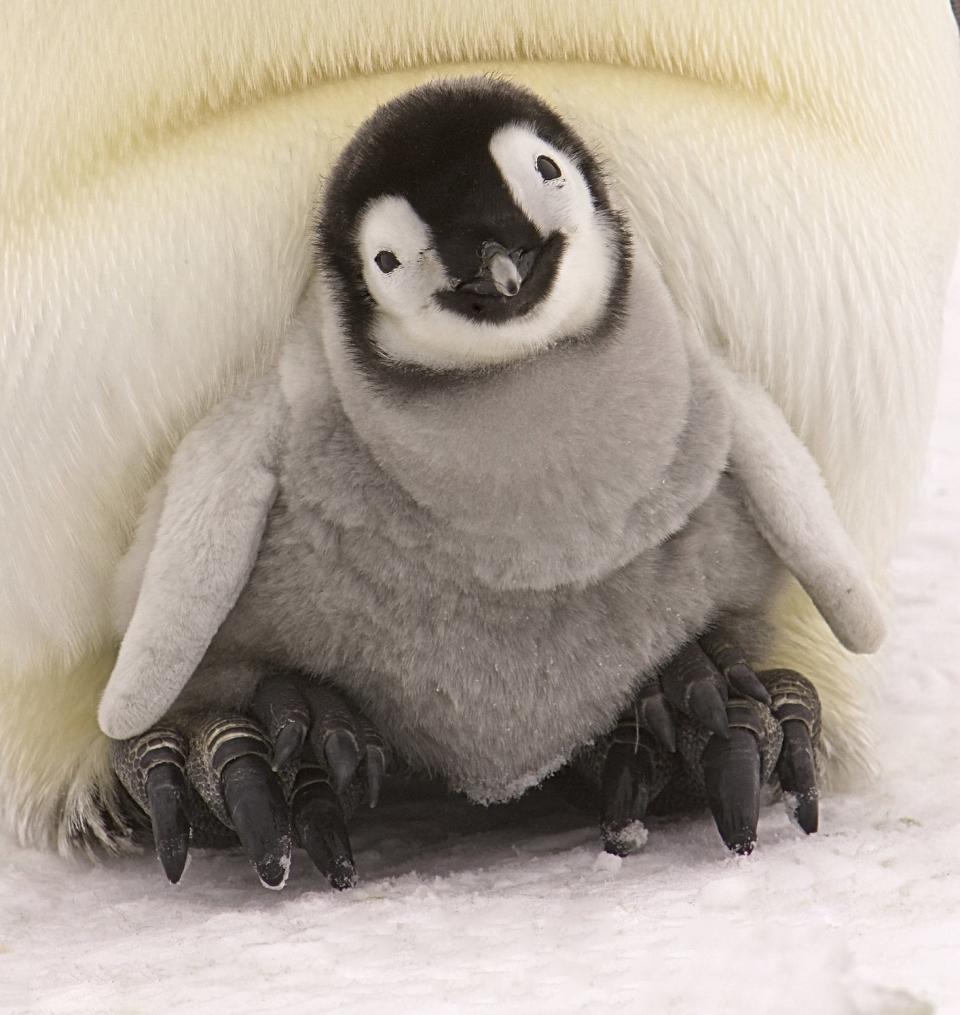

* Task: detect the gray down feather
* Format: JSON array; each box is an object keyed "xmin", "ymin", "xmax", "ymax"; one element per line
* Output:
[{"xmin": 99, "ymin": 247, "xmax": 884, "ymax": 804}]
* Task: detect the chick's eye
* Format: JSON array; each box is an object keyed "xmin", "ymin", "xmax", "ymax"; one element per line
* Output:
[
  {"xmin": 375, "ymin": 250, "xmax": 400, "ymax": 273},
  {"xmin": 536, "ymin": 155, "xmax": 561, "ymax": 181}
]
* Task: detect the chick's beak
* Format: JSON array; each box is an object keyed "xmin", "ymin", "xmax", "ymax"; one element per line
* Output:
[
  {"xmin": 456, "ymin": 241, "xmax": 538, "ymax": 299},
  {"xmin": 481, "ymin": 241, "xmax": 521, "ymax": 297},
  {"xmin": 435, "ymin": 232, "xmax": 560, "ymax": 323}
]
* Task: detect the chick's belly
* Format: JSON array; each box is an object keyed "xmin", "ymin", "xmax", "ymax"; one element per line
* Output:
[
  {"xmin": 244, "ymin": 542, "xmax": 730, "ymax": 801},
  {"xmin": 229, "ymin": 481, "xmax": 780, "ymax": 801},
  {"xmin": 267, "ymin": 570, "xmax": 652, "ymax": 801},
  {"xmin": 342, "ymin": 630, "xmax": 644, "ymax": 804},
  {"xmin": 234, "ymin": 565, "xmax": 653, "ymax": 799}
]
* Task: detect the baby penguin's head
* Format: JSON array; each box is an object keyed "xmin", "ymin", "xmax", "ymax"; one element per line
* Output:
[{"xmin": 317, "ymin": 77, "xmax": 631, "ymax": 375}]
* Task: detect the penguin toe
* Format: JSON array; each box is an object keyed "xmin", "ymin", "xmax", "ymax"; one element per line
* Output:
[
  {"xmin": 111, "ymin": 674, "xmax": 387, "ymax": 891},
  {"xmin": 113, "ymin": 726, "xmax": 193, "ymax": 885},
  {"xmin": 144, "ymin": 761, "xmax": 191, "ymax": 884},
  {"xmin": 702, "ymin": 726, "xmax": 763, "ymax": 855},
  {"xmin": 182, "ymin": 713, "xmax": 294, "ymax": 889},
  {"xmin": 252, "ymin": 671, "xmax": 389, "ymax": 812},
  {"xmin": 759, "ymin": 668, "xmax": 822, "ymax": 835},
  {"xmin": 290, "ymin": 754, "xmax": 357, "ymax": 890},
  {"xmin": 632, "ymin": 680, "xmax": 677, "ymax": 753},
  {"xmin": 658, "ymin": 641, "xmax": 731, "ymax": 738},
  {"xmin": 597, "ymin": 636, "xmax": 823, "ymax": 857},
  {"xmin": 188, "ymin": 698, "xmax": 361, "ymax": 891},
  {"xmin": 250, "ymin": 670, "xmax": 390, "ymax": 886},
  {"xmin": 249, "ymin": 672, "xmax": 311, "ymax": 771},
  {"xmin": 684, "ymin": 631, "xmax": 823, "ymax": 845},
  {"xmin": 599, "ymin": 717, "xmax": 673, "ymax": 855},
  {"xmin": 674, "ymin": 693, "xmax": 783, "ymax": 854},
  {"xmin": 698, "ymin": 628, "xmax": 772, "ymax": 705}
]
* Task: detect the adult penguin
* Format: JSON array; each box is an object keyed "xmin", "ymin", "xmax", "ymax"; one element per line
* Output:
[{"xmin": 1, "ymin": 2, "xmax": 958, "ymax": 858}]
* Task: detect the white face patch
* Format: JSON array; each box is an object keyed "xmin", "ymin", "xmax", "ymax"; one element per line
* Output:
[
  {"xmin": 351, "ymin": 125, "xmax": 620, "ymax": 370},
  {"xmin": 358, "ymin": 196, "xmax": 450, "ymax": 320},
  {"xmin": 488, "ymin": 125, "xmax": 594, "ymax": 238}
]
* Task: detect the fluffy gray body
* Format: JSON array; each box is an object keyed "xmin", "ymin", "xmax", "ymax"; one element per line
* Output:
[{"xmin": 190, "ymin": 269, "xmax": 780, "ymax": 803}]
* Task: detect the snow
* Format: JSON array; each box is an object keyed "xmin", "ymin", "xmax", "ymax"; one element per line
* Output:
[{"xmin": 2, "ymin": 255, "xmax": 959, "ymax": 1015}]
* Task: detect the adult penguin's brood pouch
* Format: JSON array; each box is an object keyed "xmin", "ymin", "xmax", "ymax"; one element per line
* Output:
[
  {"xmin": 96, "ymin": 79, "xmax": 886, "ymax": 886},
  {"xmin": 1, "ymin": 2, "xmax": 958, "ymax": 855}
]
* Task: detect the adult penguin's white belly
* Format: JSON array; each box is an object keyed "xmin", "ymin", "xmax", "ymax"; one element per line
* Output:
[{"xmin": 1, "ymin": 2, "xmax": 957, "ymax": 850}]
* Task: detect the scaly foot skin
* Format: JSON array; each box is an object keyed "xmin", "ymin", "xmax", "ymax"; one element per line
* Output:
[
  {"xmin": 112, "ymin": 672, "xmax": 387, "ymax": 890},
  {"xmin": 600, "ymin": 628, "xmax": 822, "ymax": 857}
]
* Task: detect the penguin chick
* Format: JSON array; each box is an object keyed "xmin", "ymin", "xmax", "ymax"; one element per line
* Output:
[
  {"xmin": 99, "ymin": 78, "xmax": 884, "ymax": 865},
  {"xmin": 320, "ymin": 77, "xmax": 627, "ymax": 373}
]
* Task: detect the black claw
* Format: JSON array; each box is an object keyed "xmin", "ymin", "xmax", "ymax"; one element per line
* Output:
[
  {"xmin": 326, "ymin": 855, "xmax": 359, "ymax": 891},
  {"xmin": 251, "ymin": 674, "xmax": 311, "ymax": 771},
  {"xmin": 601, "ymin": 744, "xmax": 641, "ymax": 826},
  {"xmin": 689, "ymin": 683, "xmax": 730, "ymax": 740},
  {"xmin": 778, "ymin": 720, "xmax": 819, "ymax": 834},
  {"xmin": 726, "ymin": 664, "xmax": 772, "ymax": 705},
  {"xmin": 292, "ymin": 772, "xmax": 357, "ymax": 890},
  {"xmin": 660, "ymin": 643, "xmax": 730, "ymax": 738},
  {"xmin": 272, "ymin": 721, "xmax": 307, "ymax": 771},
  {"xmin": 145, "ymin": 764, "xmax": 190, "ymax": 884},
  {"xmin": 114, "ymin": 728, "xmax": 192, "ymax": 885},
  {"xmin": 600, "ymin": 743, "xmax": 651, "ymax": 857},
  {"xmin": 699, "ymin": 630, "xmax": 770, "ymax": 704},
  {"xmin": 324, "ymin": 729, "xmax": 361, "ymax": 795},
  {"xmin": 761, "ymin": 668, "xmax": 822, "ymax": 835},
  {"xmin": 601, "ymin": 823, "xmax": 648, "ymax": 859},
  {"xmin": 791, "ymin": 793, "xmax": 819, "ymax": 836},
  {"xmin": 220, "ymin": 755, "xmax": 292, "ymax": 889},
  {"xmin": 357, "ymin": 717, "xmax": 388, "ymax": 808},
  {"xmin": 599, "ymin": 727, "xmax": 671, "ymax": 857},
  {"xmin": 640, "ymin": 693, "xmax": 677, "ymax": 753},
  {"xmin": 365, "ymin": 747, "xmax": 386, "ymax": 808},
  {"xmin": 703, "ymin": 728, "xmax": 761, "ymax": 855}
]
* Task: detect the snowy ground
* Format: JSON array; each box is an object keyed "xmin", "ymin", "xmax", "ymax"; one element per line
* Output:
[{"xmin": 2, "ymin": 257, "xmax": 959, "ymax": 1015}]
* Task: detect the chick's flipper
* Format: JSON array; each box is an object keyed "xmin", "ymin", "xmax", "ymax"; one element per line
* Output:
[{"xmin": 112, "ymin": 674, "xmax": 386, "ymax": 891}]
